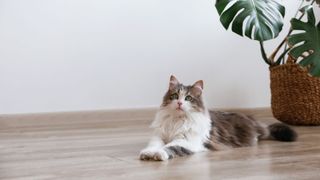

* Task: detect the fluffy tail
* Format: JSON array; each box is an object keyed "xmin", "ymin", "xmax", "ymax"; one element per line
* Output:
[{"xmin": 268, "ymin": 123, "xmax": 298, "ymax": 142}]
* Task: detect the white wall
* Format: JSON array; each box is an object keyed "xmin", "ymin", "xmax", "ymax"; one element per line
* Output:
[{"xmin": 0, "ymin": 0, "xmax": 316, "ymax": 114}]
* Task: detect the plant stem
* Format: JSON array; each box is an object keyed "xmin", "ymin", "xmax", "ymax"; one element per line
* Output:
[
  {"xmin": 259, "ymin": 41, "xmax": 271, "ymax": 65},
  {"xmin": 281, "ymin": 0, "xmax": 306, "ymax": 63},
  {"xmin": 269, "ymin": 0, "xmax": 316, "ymax": 64}
]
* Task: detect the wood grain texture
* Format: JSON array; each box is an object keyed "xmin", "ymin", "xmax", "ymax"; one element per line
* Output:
[{"xmin": 0, "ymin": 108, "xmax": 319, "ymax": 180}]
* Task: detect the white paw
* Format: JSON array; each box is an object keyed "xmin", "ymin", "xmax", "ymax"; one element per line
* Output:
[
  {"xmin": 153, "ymin": 149, "xmax": 169, "ymax": 161},
  {"xmin": 139, "ymin": 149, "xmax": 156, "ymax": 160}
]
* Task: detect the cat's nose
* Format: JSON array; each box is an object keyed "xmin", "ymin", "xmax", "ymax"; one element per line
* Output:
[{"xmin": 177, "ymin": 102, "xmax": 182, "ymax": 106}]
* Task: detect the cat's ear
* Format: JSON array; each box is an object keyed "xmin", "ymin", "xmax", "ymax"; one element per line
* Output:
[
  {"xmin": 192, "ymin": 80, "xmax": 203, "ymax": 96},
  {"xmin": 169, "ymin": 75, "xmax": 179, "ymax": 90}
]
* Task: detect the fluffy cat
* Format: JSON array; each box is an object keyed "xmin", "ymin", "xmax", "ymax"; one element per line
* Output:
[{"xmin": 139, "ymin": 75, "xmax": 297, "ymax": 161}]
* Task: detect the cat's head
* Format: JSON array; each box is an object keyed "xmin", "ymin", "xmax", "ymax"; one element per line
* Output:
[{"xmin": 161, "ymin": 75, "xmax": 205, "ymax": 114}]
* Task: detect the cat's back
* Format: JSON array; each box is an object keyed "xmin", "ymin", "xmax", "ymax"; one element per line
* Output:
[
  {"xmin": 208, "ymin": 110, "xmax": 260, "ymax": 147},
  {"xmin": 209, "ymin": 110, "xmax": 256, "ymax": 125}
]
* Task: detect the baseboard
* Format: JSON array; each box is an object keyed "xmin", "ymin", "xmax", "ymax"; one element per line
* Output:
[{"xmin": 0, "ymin": 107, "xmax": 271, "ymax": 122}]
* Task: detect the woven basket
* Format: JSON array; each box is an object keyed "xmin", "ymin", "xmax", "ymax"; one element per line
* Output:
[{"xmin": 270, "ymin": 57, "xmax": 320, "ymax": 125}]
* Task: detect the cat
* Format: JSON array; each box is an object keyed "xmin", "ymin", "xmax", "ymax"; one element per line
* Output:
[{"xmin": 139, "ymin": 75, "xmax": 297, "ymax": 161}]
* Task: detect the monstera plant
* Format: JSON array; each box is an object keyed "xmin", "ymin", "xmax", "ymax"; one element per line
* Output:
[
  {"xmin": 215, "ymin": 0, "xmax": 320, "ymax": 76},
  {"xmin": 215, "ymin": 0, "xmax": 320, "ymax": 125}
]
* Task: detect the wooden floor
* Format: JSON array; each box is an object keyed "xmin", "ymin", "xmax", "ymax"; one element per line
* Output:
[{"xmin": 0, "ymin": 108, "xmax": 320, "ymax": 180}]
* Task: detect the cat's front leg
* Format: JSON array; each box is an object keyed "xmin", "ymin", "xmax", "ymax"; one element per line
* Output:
[
  {"xmin": 153, "ymin": 145, "xmax": 193, "ymax": 161},
  {"xmin": 153, "ymin": 138, "xmax": 203, "ymax": 161},
  {"xmin": 139, "ymin": 136, "xmax": 164, "ymax": 160}
]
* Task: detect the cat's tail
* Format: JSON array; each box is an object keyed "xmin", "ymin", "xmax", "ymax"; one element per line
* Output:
[{"xmin": 267, "ymin": 123, "xmax": 298, "ymax": 142}]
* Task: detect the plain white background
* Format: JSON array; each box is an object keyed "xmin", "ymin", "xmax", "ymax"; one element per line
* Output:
[{"xmin": 0, "ymin": 0, "xmax": 319, "ymax": 114}]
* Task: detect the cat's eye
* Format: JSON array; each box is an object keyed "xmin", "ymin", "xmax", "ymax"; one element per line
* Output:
[
  {"xmin": 170, "ymin": 93, "xmax": 179, "ymax": 100},
  {"xmin": 185, "ymin": 95, "xmax": 193, "ymax": 101}
]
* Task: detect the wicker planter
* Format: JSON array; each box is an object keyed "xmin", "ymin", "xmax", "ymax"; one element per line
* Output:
[{"xmin": 270, "ymin": 59, "xmax": 320, "ymax": 125}]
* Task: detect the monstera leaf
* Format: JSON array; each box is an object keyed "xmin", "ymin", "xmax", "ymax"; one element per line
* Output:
[
  {"xmin": 288, "ymin": 6, "xmax": 320, "ymax": 77},
  {"xmin": 215, "ymin": 0, "xmax": 285, "ymax": 41}
]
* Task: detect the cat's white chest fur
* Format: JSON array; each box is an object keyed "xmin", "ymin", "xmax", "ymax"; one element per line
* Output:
[{"xmin": 151, "ymin": 109, "xmax": 211, "ymax": 149}]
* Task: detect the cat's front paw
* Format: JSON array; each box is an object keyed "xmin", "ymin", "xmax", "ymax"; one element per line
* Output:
[
  {"xmin": 139, "ymin": 148, "xmax": 169, "ymax": 161},
  {"xmin": 153, "ymin": 149, "xmax": 169, "ymax": 161},
  {"xmin": 139, "ymin": 149, "xmax": 156, "ymax": 160}
]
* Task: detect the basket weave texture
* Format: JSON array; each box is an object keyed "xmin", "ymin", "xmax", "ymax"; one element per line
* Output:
[{"xmin": 270, "ymin": 59, "xmax": 320, "ymax": 125}]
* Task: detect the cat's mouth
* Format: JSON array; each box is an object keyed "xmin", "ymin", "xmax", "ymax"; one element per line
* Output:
[{"xmin": 176, "ymin": 107, "xmax": 184, "ymax": 111}]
